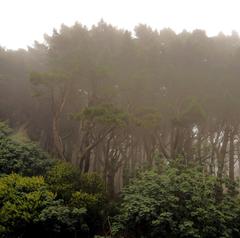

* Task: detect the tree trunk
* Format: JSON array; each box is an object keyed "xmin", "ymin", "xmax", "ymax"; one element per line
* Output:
[
  {"xmin": 229, "ymin": 128, "xmax": 235, "ymax": 181},
  {"xmin": 52, "ymin": 116, "xmax": 65, "ymax": 160},
  {"xmin": 217, "ymin": 126, "xmax": 229, "ymax": 180},
  {"xmin": 107, "ymin": 170, "xmax": 115, "ymax": 199}
]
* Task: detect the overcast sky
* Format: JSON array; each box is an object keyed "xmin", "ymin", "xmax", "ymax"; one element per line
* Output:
[{"xmin": 1, "ymin": 0, "xmax": 240, "ymax": 49}]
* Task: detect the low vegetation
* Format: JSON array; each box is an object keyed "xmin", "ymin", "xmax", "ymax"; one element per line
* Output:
[{"xmin": 1, "ymin": 123, "xmax": 240, "ymax": 237}]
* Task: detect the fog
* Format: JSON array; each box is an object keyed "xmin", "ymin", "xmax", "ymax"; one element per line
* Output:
[{"xmin": 1, "ymin": 0, "xmax": 240, "ymax": 49}]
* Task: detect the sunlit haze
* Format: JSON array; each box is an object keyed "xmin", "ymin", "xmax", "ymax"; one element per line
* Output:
[{"xmin": 1, "ymin": 0, "xmax": 240, "ymax": 49}]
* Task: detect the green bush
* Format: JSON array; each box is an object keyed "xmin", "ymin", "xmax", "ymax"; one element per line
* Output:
[
  {"xmin": 113, "ymin": 166, "xmax": 240, "ymax": 238},
  {"xmin": 0, "ymin": 122, "xmax": 55, "ymax": 176},
  {"xmin": 45, "ymin": 161, "xmax": 105, "ymax": 200},
  {"xmin": 0, "ymin": 122, "xmax": 107, "ymax": 237},
  {"xmin": 45, "ymin": 162, "xmax": 107, "ymax": 236},
  {"xmin": 45, "ymin": 162, "xmax": 82, "ymax": 200},
  {"xmin": 80, "ymin": 172, "xmax": 105, "ymax": 195},
  {"xmin": 0, "ymin": 174, "xmax": 55, "ymax": 237},
  {"xmin": 36, "ymin": 203, "xmax": 87, "ymax": 236},
  {"xmin": 0, "ymin": 173, "xmax": 91, "ymax": 238}
]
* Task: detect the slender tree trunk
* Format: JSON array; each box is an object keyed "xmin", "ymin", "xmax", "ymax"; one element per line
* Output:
[
  {"xmin": 210, "ymin": 146, "xmax": 215, "ymax": 175},
  {"xmin": 84, "ymin": 149, "xmax": 91, "ymax": 172},
  {"xmin": 52, "ymin": 116, "xmax": 65, "ymax": 160},
  {"xmin": 107, "ymin": 170, "xmax": 115, "ymax": 198},
  {"xmin": 215, "ymin": 126, "xmax": 229, "ymax": 202},
  {"xmin": 171, "ymin": 126, "xmax": 180, "ymax": 160},
  {"xmin": 229, "ymin": 128, "xmax": 235, "ymax": 181},
  {"xmin": 217, "ymin": 126, "xmax": 229, "ymax": 179}
]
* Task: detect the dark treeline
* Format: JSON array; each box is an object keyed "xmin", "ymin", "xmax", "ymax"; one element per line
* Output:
[{"xmin": 1, "ymin": 20, "xmax": 240, "ymax": 198}]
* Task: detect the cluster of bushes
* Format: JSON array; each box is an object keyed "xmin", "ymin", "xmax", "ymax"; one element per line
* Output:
[
  {"xmin": 2, "ymin": 121, "xmax": 240, "ymax": 238},
  {"xmin": 0, "ymin": 122, "xmax": 108, "ymax": 238},
  {"xmin": 113, "ymin": 163, "xmax": 240, "ymax": 238}
]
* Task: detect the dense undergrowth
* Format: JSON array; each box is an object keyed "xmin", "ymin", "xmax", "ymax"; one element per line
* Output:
[{"xmin": 1, "ymin": 122, "xmax": 240, "ymax": 238}]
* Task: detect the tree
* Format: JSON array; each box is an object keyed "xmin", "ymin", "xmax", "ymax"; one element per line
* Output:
[{"xmin": 30, "ymin": 71, "xmax": 72, "ymax": 160}]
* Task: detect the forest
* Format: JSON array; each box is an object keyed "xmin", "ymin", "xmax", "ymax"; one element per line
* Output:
[{"xmin": 1, "ymin": 21, "xmax": 240, "ymax": 237}]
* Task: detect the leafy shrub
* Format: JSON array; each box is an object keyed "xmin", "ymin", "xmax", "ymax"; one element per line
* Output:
[
  {"xmin": 0, "ymin": 174, "xmax": 55, "ymax": 237},
  {"xmin": 36, "ymin": 203, "xmax": 87, "ymax": 236},
  {"xmin": 113, "ymin": 166, "xmax": 240, "ymax": 238},
  {"xmin": 45, "ymin": 162, "xmax": 82, "ymax": 200},
  {"xmin": 0, "ymin": 122, "xmax": 107, "ymax": 237},
  {"xmin": 45, "ymin": 161, "xmax": 105, "ymax": 199},
  {"xmin": 46, "ymin": 162, "xmax": 107, "ymax": 236},
  {"xmin": 0, "ymin": 173, "xmax": 91, "ymax": 238},
  {"xmin": 80, "ymin": 172, "xmax": 105, "ymax": 194},
  {"xmin": 0, "ymin": 122, "xmax": 55, "ymax": 176},
  {"xmin": 71, "ymin": 191, "xmax": 101, "ymax": 209}
]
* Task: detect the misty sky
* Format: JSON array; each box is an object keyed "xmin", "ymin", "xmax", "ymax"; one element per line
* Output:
[{"xmin": 1, "ymin": 0, "xmax": 240, "ymax": 49}]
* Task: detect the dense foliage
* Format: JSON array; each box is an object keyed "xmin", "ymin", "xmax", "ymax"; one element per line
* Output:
[
  {"xmin": 0, "ymin": 173, "xmax": 93, "ymax": 238},
  {"xmin": 0, "ymin": 123, "xmax": 107, "ymax": 238},
  {"xmin": 0, "ymin": 122, "xmax": 54, "ymax": 176},
  {"xmin": 113, "ymin": 163, "xmax": 240, "ymax": 238}
]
